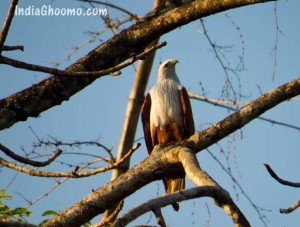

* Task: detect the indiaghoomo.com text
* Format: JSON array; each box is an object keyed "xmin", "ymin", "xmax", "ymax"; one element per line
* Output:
[{"xmin": 14, "ymin": 5, "xmax": 108, "ymax": 16}]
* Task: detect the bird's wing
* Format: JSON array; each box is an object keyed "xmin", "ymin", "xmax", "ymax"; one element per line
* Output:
[
  {"xmin": 179, "ymin": 87, "xmax": 195, "ymax": 137},
  {"xmin": 141, "ymin": 93, "xmax": 153, "ymax": 154}
]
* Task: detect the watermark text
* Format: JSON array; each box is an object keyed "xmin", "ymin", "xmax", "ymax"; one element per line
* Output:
[{"xmin": 14, "ymin": 5, "xmax": 107, "ymax": 17}]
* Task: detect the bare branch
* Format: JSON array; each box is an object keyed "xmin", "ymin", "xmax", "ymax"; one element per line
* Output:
[
  {"xmin": 0, "ymin": 41, "xmax": 166, "ymax": 78},
  {"xmin": 0, "ymin": 0, "xmax": 19, "ymax": 54},
  {"xmin": 208, "ymin": 149, "xmax": 270, "ymax": 226},
  {"xmin": 0, "ymin": 143, "xmax": 62, "ymax": 167},
  {"xmin": 264, "ymin": 164, "xmax": 300, "ymax": 187},
  {"xmin": 189, "ymin": 92, "xmax": 300, "ymax": 131},
  {"xmin": 280, "ymin": 200, "xmax": 300, "ymax": 214},
  {"xmin": 113, "ymin": 186, "xmax": 248, "ymax": 227},
  {"xmin": 199, "ymin": 18, "xmax": 238, "ymax": 103},
  {"xmin": 184, "ymin": 77, "xmax": 300, "ymax": 152},
  {"xmin": 0, "ymin": 143, "xmax": 139, "ymax": 178},
  {"xmin": 2, "ymin": 45, "xmax": 24, "ymax": 51},
  {"xmin": 178, "ymin": 147, "xmax": 250, "ymax": 227}
]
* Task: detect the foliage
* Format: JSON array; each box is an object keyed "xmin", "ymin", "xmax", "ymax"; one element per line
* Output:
[{"xmin": 0, "ymin": 189, "xmax": 31, "ymax": 221}]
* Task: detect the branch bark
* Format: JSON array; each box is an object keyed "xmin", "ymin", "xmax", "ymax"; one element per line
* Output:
[
  {"xmin": 0, "ymin": 0, "xmax": 274, "ymax": 130},
  {"xmin": 44, "ymin": 77, "xmax": 299, "ymax": 227},
  {"xmin": 178, "ymin": 147, "xmax": 250, "ymax": 227}
]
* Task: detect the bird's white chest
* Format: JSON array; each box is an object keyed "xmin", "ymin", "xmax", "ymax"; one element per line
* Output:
[{"xmin": 149, "ymin": 80, "xmax": 183, "ymax": 128}]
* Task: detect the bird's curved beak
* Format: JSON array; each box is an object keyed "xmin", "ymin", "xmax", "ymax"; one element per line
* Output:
[{"xmin": 171, "ymin": 59, "xmax": 179, "ymax": 65}]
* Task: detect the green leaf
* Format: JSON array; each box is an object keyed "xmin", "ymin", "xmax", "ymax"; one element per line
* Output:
[
  {"xmin": 42, "ymin": 210, "xmax": 58, "ymax": 217},
  {"xmin": 12, "ymin": 207, "xmax": 31, "ymax": 216}
]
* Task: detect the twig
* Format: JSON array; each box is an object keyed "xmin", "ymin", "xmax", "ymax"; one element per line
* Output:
[
  {"xmin": 0, "ymin": 143, "xmax": 62, "ymax": 167},
  {"xmin": 0, "ymin": 0, "xmax": 19, "ymax": 54},
  {"xmin": 189, "ymin": 92, "xmax": 300, "ymax": 131},
  {"xmin": 264, "ymin": 164, "xmax": 300, "ymax": 187},
  {"xmin": 0, "ymin": 41, "xmax": 166, "ymax": 77},
  {"xmin": 199, "ymin": 18, "xmax": 238, "ymax": 103},
  {"xmin": 0, "ymin": 143, "xmax": 140, "ymax": 178}
]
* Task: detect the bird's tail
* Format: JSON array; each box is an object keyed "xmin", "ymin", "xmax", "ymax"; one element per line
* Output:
[{"xmin": 163, "ymin": 177, "xmax": 185, "ymax": 211}]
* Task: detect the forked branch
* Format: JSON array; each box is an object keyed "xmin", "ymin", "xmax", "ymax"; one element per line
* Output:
[{"xmin": 178, "ymin": 147, "xmax": 250, "ymax": 227}]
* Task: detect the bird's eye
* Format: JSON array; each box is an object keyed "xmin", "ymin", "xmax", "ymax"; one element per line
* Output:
[{"xmin": 164, "ymin": 63, "xmax": 169, "ymax": 68}]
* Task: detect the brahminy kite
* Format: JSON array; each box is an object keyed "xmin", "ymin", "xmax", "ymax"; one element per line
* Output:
[{"xmin": 141, "ymin": 59, "xmax": 195, "ymax": 211}]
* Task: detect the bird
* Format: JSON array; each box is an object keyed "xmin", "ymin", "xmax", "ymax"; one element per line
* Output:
[{"xmin": 141, "ymin": 59, "xmax": 195, "ymax": 211}]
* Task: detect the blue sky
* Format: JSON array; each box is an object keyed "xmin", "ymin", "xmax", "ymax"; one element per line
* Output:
[{"xmin": 1, "ymin": 0, "xmax": 300, "ymax": 226}]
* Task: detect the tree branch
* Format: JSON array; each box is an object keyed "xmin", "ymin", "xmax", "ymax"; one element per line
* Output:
[
  {"xmin": 113, "ymin": 186, "xmax": 246, "ymax": 227},
  {"xmin": 178, "ymin": 147, "xmax": 250, "ymax": 227},
  {"xmin": 2, "ymin": 45, "xmax": 24, "ymax": 51},
  {"xmin": 44, "ymin": 76, "xmax": 297, "ymax": 227},
  {"xmin": 0, "ymin": 143, "xmax": 139, "ymax": 178},
  {"xmin": 0, "ymin": 42, "xmax": 166, "ymax": 78},
  {"xmin": 0, "ymin": 143, "xmax": 62, "ymax": 167},
  {"xmin": 264, "ymin": 164, "xmax": 300, "ymax": 187},
  {"xmin": 280, "ymin": 200, "xmax": 300, "ymax": 214},
  {"xmin": 183, "ymin": 77, "xmax": 300, "ymax": 152},
  {"xmin": 0, "ymin": 0, "xmax": 19, "ymax": 54},
  {"xmin": 0, "ymin": 220, "xmax": 37, "ymax": 227},
  {"xmin": 0, "ymin": 0, "xmax": 274, "ymax": 130},
  {"xmin": 189, "ymin": 92, "xmax": 300, "ymax": 131}
]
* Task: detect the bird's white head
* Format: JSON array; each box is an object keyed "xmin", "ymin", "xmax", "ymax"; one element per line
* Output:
[{"xmin": 157, "ymin": 59, "xmax": 180, "ymax": 82}]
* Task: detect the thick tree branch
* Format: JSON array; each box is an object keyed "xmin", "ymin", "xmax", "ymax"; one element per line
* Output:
[
  {"xmin": 44, "ymin": 76, "xmax": 298, "ymax": 227},
  {"xmin": 0, "ymin": 0, "xmax": 274, "ymax": 130},
  {"xmin": 0, "ymin": 220, "xmax": 37, "ymax": 227},
  {"xmin": 0, "ymin": 143, "xmax": 62, "ymax": 167},
  {"xmin": 183, "ymin": 77, "xmax": 300, "ymax": 152},
  {"xmin": 113, "ymin": 186, "xmax": 246, "ymax": 227},
  {"xmin": 178, "ymin": 147, "xmax": 250, "ymax": 227}
]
